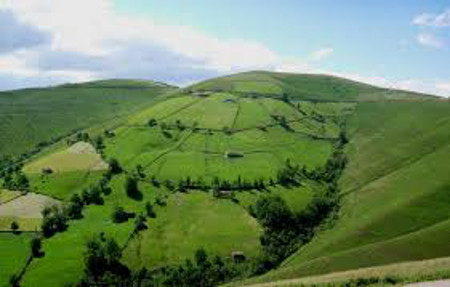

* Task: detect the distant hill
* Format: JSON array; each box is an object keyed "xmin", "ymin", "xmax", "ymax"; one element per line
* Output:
[
  {"xmin": 0, "ymin": 79, "xmax": 177, "ymax": 159},
  {"xmin": 189, "ymin": 71, "xmax": 438, "ymax": 102}
]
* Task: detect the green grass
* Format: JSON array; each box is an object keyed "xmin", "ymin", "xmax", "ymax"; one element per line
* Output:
[
  {"xmin": 23, "ymin": 146, "xmax": 107, "ymax": 174},
  {"xmin": 243, "ymin": 101, "xmax": 450, "ymax": 284},
  {"xmin": 0, "ymin": 79, "xmax": 175, "ymax": 157},
  {"xmin": 0, "ymin": 189, "xmax": 22, "ymax": 203},
  {"xmin": 123, "ymin": 191, "xmax": 262, "ymax": 269},
  {"xmin": 235, "ymin": 256, "xmax": 450, "ymax": 287},
  {"xmin": 0, "ymin": 233, "xmax": 32, "ymax": 287},
  {"xmin": 27, "ymin": 171, "xmax": 104, "ymax": 201},
  {"xmin": 189, "ymin": 71, "xmax": 436, "ymax": 102},
  {"xmin": 3, "ymin": 72, "xmax": 445, "ymax": 287}
]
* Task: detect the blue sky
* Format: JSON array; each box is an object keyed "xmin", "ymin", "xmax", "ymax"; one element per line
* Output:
[{"xmin": 1, "ymin": 0, "xmax": 450, "ymax": 96}]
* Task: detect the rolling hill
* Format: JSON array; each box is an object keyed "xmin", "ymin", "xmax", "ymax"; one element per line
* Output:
[
  {"xmin": 0, "ymin": 71, "xmax": 448, "ymax": 287},
  {"xmin": 0, "ymin": 79, "xmax": 176, "ymax": 160}
]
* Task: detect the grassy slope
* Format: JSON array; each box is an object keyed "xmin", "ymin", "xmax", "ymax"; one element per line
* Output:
[
  {"xmin": 0, "ymin": 79, "xmax": 176, "ymax": 157},
  {"xmin": 242, "ymin": 256, "xmax": 450, "ymax": 287},
  {"xmin": 189, "ymin": 71, "xmax": 436, "ymax": 102},
  {"xmin": 243, "ymin": 101, "xmax": 450, "ymax": 284}
]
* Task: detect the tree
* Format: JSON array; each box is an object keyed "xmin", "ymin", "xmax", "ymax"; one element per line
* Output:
[
  {"xmin": 10, "ymin": 221, "xmax": 19, "ymax": 233},
  {"xmin": 31, "ymin": 236, "xmax": 42, "ymax": 257},
  {"xmin": 147, "ymin": 118, "xmax": 157, "ymax": 127},
  {"xmin": 125, "ymin": 176, "xmax": 142, "ymax": 200},
  {"xmin": 41, "ymin": 205, "xmax": 68, "ymax": 238},
  {"xmin": 83, "ymin": 234, "xmax": 129, "ymax": 283},
  {"xmin": 66, "ymin": 194, "xmax": 84, "ymax": 219},
  {"xmin": 134, "ymin": 214, "xmax": 147, "ymax": 231},
  {"xmin": 112, "ymin": 206, "xmax": 129, "ymax": 223},
  {"xmin": 145, "ymin": 202, "xmax": 156, "ymax": 218},
  {"xmin": 108, "ymin": 158, "xmax": 122, "ymax": 175}
]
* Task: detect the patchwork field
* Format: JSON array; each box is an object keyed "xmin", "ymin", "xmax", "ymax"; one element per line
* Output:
[
  {"xmin": 0, "ymin": 192, "xmax": 60, "ymax": 231},
  {"xmin": 0, "ymin": 71, "xmax": 447, "ymax": 287}
]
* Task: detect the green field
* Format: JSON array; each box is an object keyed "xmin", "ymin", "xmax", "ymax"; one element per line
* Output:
[
  {"xmin": 0, "ymin": 79, "xmax": 175, "ymax": 158},
  {"xmin": 0, "ymin": 71, "xmax": 448, "ymax": 287},
  {"xmin": 242, "ymin": 100, "xmax": 450, "ymax": 285},
  {"xmin": 0, "ymin": 233, "xmax": 32, "ymax": 287}
]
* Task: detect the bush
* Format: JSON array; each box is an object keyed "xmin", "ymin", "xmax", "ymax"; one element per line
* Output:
[
  {"xmin": 41, "ymin": 205, "xmax": 68, "ymax": 238},
  {"xmin": 31, "ymin": 235, "xmax": 42, "ymax": 257},
  {"xmin": 145, "ymin": 202, "xmax": 156, "ymax": 218},
  {"xmin": 108, "ymin": 158, "xmax": 122, "ymax": 174},
  {"xmin": 125, "ymin": 176, "xmax": 142, "ymax": 200},
  {"xmin": 112, "ymin": 206, "xmax": 131, "ymax": 223},
  {"xmin": 10, "ymin": 221, "xmax": 19, "ymax": 233}
]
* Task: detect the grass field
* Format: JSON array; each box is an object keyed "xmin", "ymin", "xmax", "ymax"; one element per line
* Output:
[
  {"xmin": 123, "ymin": 191, "xmax": 262, "ymax": 270},
  {"xmin": 0, "ymin": 233, "xmax": 32, "ymax": 287},
  {"xmin": 0, "ymin": 79, "xmax": 175, "ymax": 158},
  {"xmin": 1, "ymin": 72, "xmax": 447, "ymax": 287},
  {"xmin": 241, "ymin": 101, "xmax": 450, "ymax": 285}
]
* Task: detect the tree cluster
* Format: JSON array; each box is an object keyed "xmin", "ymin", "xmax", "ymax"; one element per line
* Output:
[
  {"xmin": 41, "ymin": 205, "xmax": 68, "ymax": 238},
  {"xmin": 2, "ymin": 168, "xmax": 29, "ymax": 191}
]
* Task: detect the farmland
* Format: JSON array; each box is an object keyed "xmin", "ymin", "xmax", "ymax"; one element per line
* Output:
[{"xmin": 0, "ymin": 71, "xmax": 448, "ymax": 287}]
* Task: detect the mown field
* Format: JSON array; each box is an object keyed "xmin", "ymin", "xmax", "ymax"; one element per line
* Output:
[{"xmin": 0, "ymin": 79, "xmax": 176, "ymax": 158}]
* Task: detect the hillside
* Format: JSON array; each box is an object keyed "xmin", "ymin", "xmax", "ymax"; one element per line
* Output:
[
  {"xmin": 0, "ymin": 72, "xmax": 448, "ymax": 287},
  {"xmin": 0, "ymin": 79, "xmax": 176, "ymax": 159},
  {"xmin": 189, "ymin": 71, "xmax": 437, "ymax": 102},
  {"xmin": 238, "ymin": 100, "xmax": 450, "ymax": 285}
]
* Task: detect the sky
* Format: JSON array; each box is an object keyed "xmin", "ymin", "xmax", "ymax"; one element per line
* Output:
[{"xmin": 0, "ymin": 0, "xmax": 450, "ymax": 97}]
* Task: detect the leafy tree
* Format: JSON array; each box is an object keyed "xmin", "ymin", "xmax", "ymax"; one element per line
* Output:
[
  {"xmin": 10, "ymin": 221, "xmax": 19, "ymax": 233},
  {"xmin": 31, "ymin": 235, "xmax": 42, "ymax": 257},
  {"xmin": 134, "ymin": 214, "xmax": 147, "ymax": 231},
  {"xmin": 83, "ymin": 234, "xmax": 129, "ymax": 283},
  {"xmin": 66, "ymin": 194, "xmax": 84, "ymax": 219},
  {"xmin": 108, "ymin": 158, "xmax": 122, "ymax": 174},
  {"xmin": 147, "ymin": 118, "xmax": 157, "ymax": 127},
  {"xmin": 111, "ymin": 206, "xmax": 130, "ymax": 223},
  {"xmin": 125, "ymin": 176, "xmax": 142, "ymax": 200},
  {"xmin": 41, "ymin": 205, "xmax": 68, "ymax": 238}
]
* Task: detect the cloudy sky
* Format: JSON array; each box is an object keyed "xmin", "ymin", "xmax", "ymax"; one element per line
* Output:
[{"xmin": 1, "ymin": 0, "xmax": 450, "ymax": 97}]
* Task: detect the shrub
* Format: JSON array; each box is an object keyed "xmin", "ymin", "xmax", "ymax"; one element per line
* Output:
[
  {"xmin": 112, "ymin": 206, "xmax": 131, "ymax": 223},
  {"xmin": 10, "ymin": 221, "xmax": 19, "ymax": 233},
  {"xmin": 108, "ymin": 158, "xmax": 122, "ymax": 174},
  {"xmin": 31, "ymin": 235, "xmax": 42, "ymax": 257},
  {"xmin": 125, "ymin": 176, "xmax": 142, "ymax": 200},
  {"xmin": 145, "ymin": 202, "xmax": 156, "ymax": 218}
]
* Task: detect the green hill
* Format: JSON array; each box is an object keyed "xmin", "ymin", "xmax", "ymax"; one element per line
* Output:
[
  {"xmin": 238, "ymin": 100, "xmax": 450, "ymax": 285},
  {"xmin": 0, "ymin": 72, "xmax": 448, "ymax": 287},
  {"xmin": 0, "ymin": 79, "xmax": 176, "ymax": 159},
  {"xmin": 189, "ymin": 71, "xmax": 437, "ymax": 102}
]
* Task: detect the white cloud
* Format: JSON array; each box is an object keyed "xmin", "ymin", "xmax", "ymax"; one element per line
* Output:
[
  {"xmin": 413, "ymin": 9, "xmax": 450, "ymax": 27},
  {"xmin": 0, "ymin": 0, "xmax": 448, "ymax": 98},
  {"xmin": 416, "ymin": 33, "xmax": 444, "ymax": 48},
  {"xmin": 310, "ymin": 47, "xmax": 334, "ymax": 61}
]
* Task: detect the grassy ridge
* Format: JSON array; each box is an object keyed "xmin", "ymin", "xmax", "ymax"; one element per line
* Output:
[
  {"xmin": 189, "ymin": 71, "xmax": 437, "ymax": 102},
  {"xmin": 0, "ymin": 79, "xmax": 176, "ymax": 157}
]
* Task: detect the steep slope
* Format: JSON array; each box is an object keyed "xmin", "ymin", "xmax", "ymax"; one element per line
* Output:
[
  {"xmin": 189, "ymin": 71, "xmax": 437, "ymax": 102},
  {"xmin": 0, "ymin": 79, "xmax": 176, "ymax": 159},
  {"xmin": 242, "ymin": 100, "xmax": 450, "ymax": 284}
]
